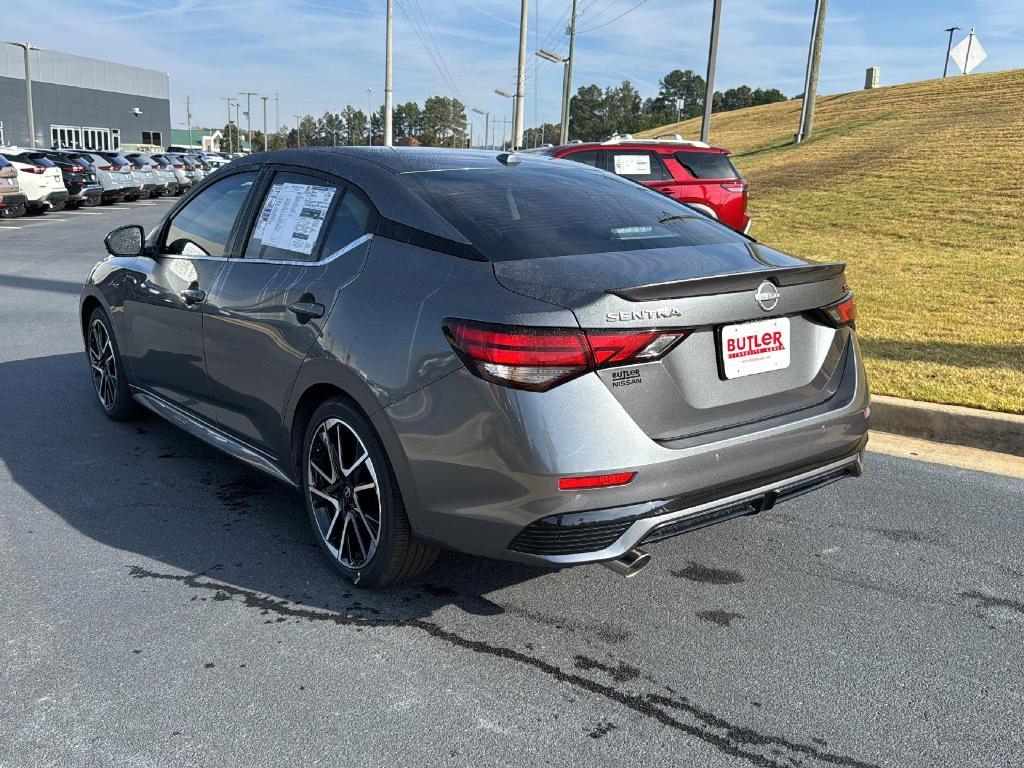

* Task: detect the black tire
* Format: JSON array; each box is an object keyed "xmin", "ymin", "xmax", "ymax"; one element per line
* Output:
[
  {"xmin": 302, "ymin": 397, "xmax": 438, "ymax": 589},
  {"xmin": 49, "ymin": 199, "xmax": 66, "ymax": 212},
  {"xmin": 85, "ymin": 307, "xmax": 141, "ymax": 421}
]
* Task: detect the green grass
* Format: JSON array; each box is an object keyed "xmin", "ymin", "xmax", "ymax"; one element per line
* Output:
[{"xmin": 638, "ymin": 69, "xmax": 1024, "ymax": 413}]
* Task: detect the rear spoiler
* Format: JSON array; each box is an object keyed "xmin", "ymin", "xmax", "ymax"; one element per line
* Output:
[{"xmin": 607, "ymin": 262, "xmax": 846, "ymax": 302}]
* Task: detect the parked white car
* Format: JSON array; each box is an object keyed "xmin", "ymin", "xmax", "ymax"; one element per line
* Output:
[
  {"xmin": 0, "ymin": 148, "xmax": 68, "ymax": 213},
  {"xmin": 0, "ymin": 154, "xmax": 27, "ymax": 218}
]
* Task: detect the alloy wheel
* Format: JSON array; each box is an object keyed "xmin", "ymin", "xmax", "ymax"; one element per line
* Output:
[
  {"xmin": 88, "ymin": 318, "xmax": 118, "ymax": 410},
  {"xmin": 307, "ymin": 418, "xmax": 382, "ymax": 570}
]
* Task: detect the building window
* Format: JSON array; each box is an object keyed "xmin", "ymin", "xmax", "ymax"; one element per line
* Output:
[
  {"xmin": 142, "ymin": 131, "xmax": 162, "ymax": 147},
  {"xmin": 51, "ymin": 125, "xmax": 84, "ymax": 149},
  {"xmin": 0, "ymin": 121, "xmax": 4, "ymax": 146},
  {"xmin": 83, "ymin": 127, "xmax": 112, "ymax": 151},
  {"xmin": 112, "ymin": 129, "xmax": 121, "ymax": 150}
]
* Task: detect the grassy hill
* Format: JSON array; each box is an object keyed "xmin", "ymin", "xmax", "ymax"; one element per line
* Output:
[{"xmin": 638, "ymin": 69, "xmax": 1024, "ymax": 413}]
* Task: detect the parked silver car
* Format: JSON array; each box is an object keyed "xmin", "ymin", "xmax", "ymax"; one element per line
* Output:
[{"xmin": 81, "ymin": 148, "xmax": 869, "ymax": 588}]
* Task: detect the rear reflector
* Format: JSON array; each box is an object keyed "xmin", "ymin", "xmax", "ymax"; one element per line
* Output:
[
  {"xmin": 819, "ymin": 292, "xmax": 858, "ymax": 327},
  {"xmin": 444, "ymin": 318, "xmax": 690, "ymax": 391},
  {"xmin": 558, "ymin": 472, "xmax": 636, "ymax": 491}
]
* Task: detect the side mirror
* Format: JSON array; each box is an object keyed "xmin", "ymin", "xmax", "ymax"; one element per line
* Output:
[{"xmin": 104, "ymin": 224, "xmax": 146, "ymax": 257}]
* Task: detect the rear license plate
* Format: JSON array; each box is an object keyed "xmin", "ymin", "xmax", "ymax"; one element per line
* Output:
[{"xmin": 720, "ymin": 317, "xmax": 790, "ymax": 379}]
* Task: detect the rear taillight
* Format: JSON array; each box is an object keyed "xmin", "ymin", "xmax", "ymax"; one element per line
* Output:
[
  {"xmin": 21, "ymin": 166, "xmax": 45, "ymax": 174},
  {"xmin": 173, "ymin": 164, "xmax": 184, "ymax": 169},
  {"xmin": 720, "ymin": 182, "xmax": 747, "ymax": 193},
  {"xmin": 443, "ymin": 319, "xmax": 691, "ymax": 392},
  {"xmin": 70, "ymin": 164, "xmax": 84, "ymax": 172},
  {"xmin": 98, "ymin": 165, "xmax": 112, "ymax": 171},
  {"xmin": 818, "ymin": 292, "xmax": 858, "ymax": 328}
]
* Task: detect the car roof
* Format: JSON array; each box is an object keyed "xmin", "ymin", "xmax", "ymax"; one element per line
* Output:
[
  {"xmin": 230, "ymin": 147, "xmax": 559, "ymax": 244},
  {"xmin": 543, "ymin": 136, "xmax": 730, "ymax": 154}
]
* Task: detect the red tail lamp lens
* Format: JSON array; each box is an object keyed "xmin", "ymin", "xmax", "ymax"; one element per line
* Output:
[
  {"xmin": 558, "ymin": 472, "xmax": 636, "ymax": 491},
  {"xmin": 444, "ymin": 319, "xmax": 690, "ymax": 392},
  {"xmin": 820, "ymin": 293, "xmax": 857, "ymax": 327}
]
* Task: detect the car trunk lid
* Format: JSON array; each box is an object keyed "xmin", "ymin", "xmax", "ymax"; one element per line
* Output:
[{"xmin": 493, "ymin": 241, "xmax": 852, "ymax": 441}]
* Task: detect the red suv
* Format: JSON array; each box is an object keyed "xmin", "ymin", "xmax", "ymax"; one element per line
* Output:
[{"xmin": 537, "ymin": 134, "xmax": 750, "ymax": 233}]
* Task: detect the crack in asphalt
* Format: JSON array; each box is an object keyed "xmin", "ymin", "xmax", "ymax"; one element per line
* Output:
[{"xmin": 127, "ymin": 564, "xmax": 881, "ymax": 768}]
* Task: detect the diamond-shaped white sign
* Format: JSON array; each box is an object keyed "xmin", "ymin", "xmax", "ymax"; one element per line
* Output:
[{"xmin": 949, "ymin": 32, "xmax": 987, "ymax": 74}]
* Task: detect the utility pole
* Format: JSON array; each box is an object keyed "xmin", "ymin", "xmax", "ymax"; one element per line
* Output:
[
  {"xmin": 795, "ymin": 0, "xmax": 829, "ymax": 143},
  {"xmin": 240, "ymin": 92, "xmax": 257, "ymax": 149},
  {"xmin": 513, "ymin": 0, "xmax": 529, "ymax": 149},
  {"xmin": 562, "ymin": 0, "xmax": 578, "ymax": 144},
  {"xmin": 700, "ymin": 0, "xmax": 721, "ymax": 144},
  {"xmin": 186, "ymin": 95, "xmax": 193, "ymax": 149},
  {"xmin": 5, "ymin": 42, "xmax": 40, "ymax": 147},
  {"xmin": 233, "ymin": 102, "xmax": 242, "ymax": 150},
  {"xmin": 384, "ymin": 0, "xmax": 394, "ymax": 146},
  {"xmin": 261, "ymin": 96, "xmax": 269, "ymax": 151},
  {"xmin": 274, "ymin": 92, "xmax": 279, "ymax": 133},
  {"xmin": 942, "ymin": 26, "xmax": 961, "ymax": 77},
  {"xmin": 367, "ymin": 88, "xmax": 373, "ymax": 145},
  {"xmin": 221, "ymin": 97, "xmax": 236, "ymax": 153},
  {"xmin": 294, "ymin": 115, "xmax": 302, "ymax": 148}
]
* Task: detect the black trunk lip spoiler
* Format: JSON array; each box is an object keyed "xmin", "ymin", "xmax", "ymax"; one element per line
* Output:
[{"xmin": 607, "ymin": 262, "xmax": 847, "ymax": 302}]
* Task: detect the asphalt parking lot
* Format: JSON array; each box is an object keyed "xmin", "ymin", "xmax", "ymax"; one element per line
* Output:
[{"xmin": 1, "ymin": 204, "xmax": 1022, "ymax": 768}]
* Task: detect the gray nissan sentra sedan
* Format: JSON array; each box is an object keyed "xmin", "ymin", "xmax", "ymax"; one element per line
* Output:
[{"xmin": 80, "ymin": 147, "xmax": 870, "ymax": 588}]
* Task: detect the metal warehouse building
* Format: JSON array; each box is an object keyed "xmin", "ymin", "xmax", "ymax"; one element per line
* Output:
[{"xmin": 0, "ymin": 46, "xmax": 171, "ymax": 151}]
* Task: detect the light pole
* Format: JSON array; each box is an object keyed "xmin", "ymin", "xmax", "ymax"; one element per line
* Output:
[
  {"xmin": 186, "ymin": 95, "xmax": 193, "ymax": 149},
  {"xmin": 472, "ymin": 108, "xmax": 490, "ymax": 150},
  {"xmin": 384, "ymin": 0, "xmax": 394, "ymax": 146},
  {"xmin": 512, "ymin": 0, "xmax": 529, "ymax": 149},
  {"xmin": 233, "ymin": 102, "xmax": 241, "ymax": 150},
  {"xmin": 942, "ymin": 26, "xmax": 961, "ymax": 77},
  {"xmin": 700, "ymin": 0, "xmax": 722, "ymax": 144},
  {"xmin": 535, "ymin": 50, "xmax": 570, "ymax": 144},
  {"xmin": 294, "ymin": 115, "xmax": 302, "ymax": 148},
  {"xmin": 221, "ymin": 97, "xmax": 236, "ymax": 153},
  {"xmin": 240, "ymin": 92, "xmax": 257, "ymax": 149},
  {"xmin": 5, "ymin": 41, "xmax": 41, "ymax": 147},
  {"xmin": 367, "ymin": 88, "xmax": 373, "ymax": 146},
  {"xmin": 261, "ymin": 96, "xmax": 269, "ymax": 151}
]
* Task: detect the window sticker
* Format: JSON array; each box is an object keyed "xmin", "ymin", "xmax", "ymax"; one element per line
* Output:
[
  {"xmin": 613, "ymin": 154, "xmax": 651, "ymax": 176},
  {"xmin": 253, "ymin": 182, "xmax": 336, "ymax": 255}
]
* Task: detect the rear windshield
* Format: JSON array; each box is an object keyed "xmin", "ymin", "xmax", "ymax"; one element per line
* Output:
[
  {"xmin": 27, "ymin": 154, "xmax": 55, "ymax": 167},
  {"xmin": 0, "ymin": 156, "xmax": 10, "ymax": 168},
  {"xmin": 407, "ymin": 161, "xmax": 745, "ymax": 261},
  {"xmin": 673, "ymin": 150, "xmax": 739, "ymax": 180}
]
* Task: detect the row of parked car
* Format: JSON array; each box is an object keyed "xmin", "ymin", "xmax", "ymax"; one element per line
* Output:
[{"xmin": 0, "ymin": 149, "xmax": 234, "ymax": 219}]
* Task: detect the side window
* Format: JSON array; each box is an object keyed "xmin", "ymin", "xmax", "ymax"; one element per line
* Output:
[
  {"xmin": 319, "ymin": 188, "xmax": 374, "ymax": 260},
  {"xmin": 163, "ymin": 171, "xmax": 257, "ymax": 257},
  {"xmin": 562, "ymin": 150, "xmax": 598, "ymax": 167},
  {"xmin": 673, "ymin": 151, "xmax": 740, "ymax": 180},
  {"xmin": 609, "ymin": 151, "xmax": 670, "ymax": 182},
  {"xmin": 244, "ymin": 172, "xmax": 341, "ymax": 262}
]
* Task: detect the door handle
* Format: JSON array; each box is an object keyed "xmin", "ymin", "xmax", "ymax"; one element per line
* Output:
[
  {"xmin": 180, "ymin": 288, "xmax": 206, "ymax": 305},
  {"xmin": 288, "ymin": 301, "xmax": 325, "ymax": 320}
]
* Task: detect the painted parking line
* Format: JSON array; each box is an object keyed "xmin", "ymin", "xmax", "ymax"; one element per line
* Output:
[{"xmin": 64, "ymin": 210, "xmax": 105, "ymax": 215}]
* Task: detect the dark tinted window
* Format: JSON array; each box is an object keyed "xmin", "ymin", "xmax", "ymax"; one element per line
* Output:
[
  {"xmin": 163, "ymin": 171, "xmax": 257, "ymax": 257},
  {"xmin": 408, "ymin": 162, "xmax": 744, "ymax": 261},
  {"xmin": 244, "ymin": 172, "xmax": 343, "ymax": 262},
  {"xmin": 561, "ymin": 150, "xmax": 598, "ymax": 167},
  {"xmin": 607, "ymin": 150, "xmax": 670, "ymax": 182},
  {"xmin": 320, "ymin": 189, "xmax": 373, "ymax": 259},
  {"xmin": 0, "ymin": 156, "xmax": 10, "ymax": 168},
  {"xmin": 673, "ymin": 151, "xmax": 739, "ymax": 179}
]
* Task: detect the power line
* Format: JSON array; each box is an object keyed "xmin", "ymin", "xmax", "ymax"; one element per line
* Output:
[{"xmin": 577, "ymin": 0, "xmax": 652, "ymax": 33}]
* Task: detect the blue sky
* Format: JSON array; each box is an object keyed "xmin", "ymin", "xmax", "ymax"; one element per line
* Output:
[{"xmin": 7, "ymin": 0, "xmax": 1023, "ymax": 142}]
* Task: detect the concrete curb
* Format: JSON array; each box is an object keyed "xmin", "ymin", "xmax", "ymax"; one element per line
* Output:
[{"xmin": 870, "ymin": 395, "xmax": 1024, "ymax": 458}]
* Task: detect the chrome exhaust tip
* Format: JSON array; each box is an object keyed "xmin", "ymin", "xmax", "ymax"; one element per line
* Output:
[{"xmin": 601, "ymin": 548, "xmax": 652, "ymax": 578}]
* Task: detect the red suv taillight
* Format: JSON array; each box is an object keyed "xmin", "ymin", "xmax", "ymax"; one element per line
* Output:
[
  {"xmin": 443, "ymin": 319, "xmax": 691, "ymax": 392},
  {"xmin": 720, "ymin": 182, "xmax": 747, "ymax": 194},
  {"xmin": 818, "ymin": 292, "xmax": 858, "ymax": 328},
  {"xmin": 20, "ymin": 165, "xmax": 45, "ymax": 174}
]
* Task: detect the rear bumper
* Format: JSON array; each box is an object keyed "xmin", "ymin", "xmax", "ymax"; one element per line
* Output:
[
  {"xmin": 0, "ymin": 192, "xmax": 27, "ymax": 210},
  {"xmin": 382, "ymin": 333, "xmax": 871, "ymax": 564},
  {"xmin": 510, "ymin": 446, "xmax": 864, "ymax": 564}
]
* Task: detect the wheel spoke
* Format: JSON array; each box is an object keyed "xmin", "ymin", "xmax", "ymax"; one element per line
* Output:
[
  {"xmin": 343, "ymin": 450, "xmax": 367, "ymax": 477},
  {"xmin": 309, "ymin": 486, "xmax": 340, "ymax": 510},
  {"xmin": 352, "ymin": 482, "xmax": 376, "ymax": 493}
]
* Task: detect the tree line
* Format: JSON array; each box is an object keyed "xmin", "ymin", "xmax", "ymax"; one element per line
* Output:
[{"xmin": 217, "ymin": 69, "xmax": 785, "ymax": 152}]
